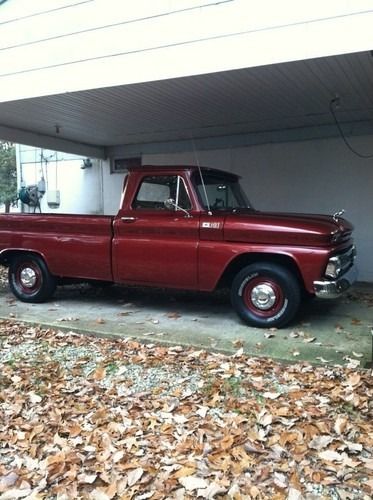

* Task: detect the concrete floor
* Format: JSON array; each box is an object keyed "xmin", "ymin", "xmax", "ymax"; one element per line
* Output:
[{"xmin": 1, "ymin": 277, "xmax": 372, "ymax": 367}]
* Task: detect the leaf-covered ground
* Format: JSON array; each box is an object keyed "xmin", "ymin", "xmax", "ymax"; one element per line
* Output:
[{"xmin": 0, "ymin": 320, "xmax": 372, "ymax": 500}]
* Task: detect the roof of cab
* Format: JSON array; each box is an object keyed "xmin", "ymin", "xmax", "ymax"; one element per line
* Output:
[{"xmin": 128, "ymin": 165, "xmax": 240, "ymax": 178}]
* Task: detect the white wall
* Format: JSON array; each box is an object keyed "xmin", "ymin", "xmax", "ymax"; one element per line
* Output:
[{"xmin": 18, "ymin": 147, "xmax": 103, "ymax": 215}]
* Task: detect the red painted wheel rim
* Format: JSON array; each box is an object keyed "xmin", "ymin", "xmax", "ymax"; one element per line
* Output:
[
  {"xmin": 242, "ymin": 276, "xmax": 285, "ymax": 318},
  {"xmin": 15, "ymin": 262, "xmax": 42, "ymax": 295}
]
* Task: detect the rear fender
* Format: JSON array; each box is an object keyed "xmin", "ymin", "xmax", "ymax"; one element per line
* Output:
[{"xmin": 0, "ymin": 248, "xmax": 49, "ymax": 269}]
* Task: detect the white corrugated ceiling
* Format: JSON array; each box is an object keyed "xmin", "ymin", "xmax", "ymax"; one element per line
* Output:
[{"xmin": 0, "ymin": 51, "xmax": 373, "ymax": 157}]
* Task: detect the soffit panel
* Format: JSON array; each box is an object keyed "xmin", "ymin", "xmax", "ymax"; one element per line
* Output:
[{"xmin": 0, "ymin": 51, "xmax": 372, "ymax": 153}]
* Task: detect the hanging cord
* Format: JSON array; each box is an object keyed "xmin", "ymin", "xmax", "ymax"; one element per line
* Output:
[
  {"xmin": 329, "ymin": 98, "xmax": 373, "ymax": 159},
  {"xmin": 55, "ymin": 152, "xmax": 58, "ymax": 191}
]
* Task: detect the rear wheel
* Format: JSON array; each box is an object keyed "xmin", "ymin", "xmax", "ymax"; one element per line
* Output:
[
  {"xmin": 9, "ymin": 254, "xmax": 57, "ymax": 303},
  {"xmin": 231, "ymin": 262, "xmax": 301, "ymax": 328}
]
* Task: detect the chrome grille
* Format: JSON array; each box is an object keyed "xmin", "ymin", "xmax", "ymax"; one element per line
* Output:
[{"xmin": 338, "ymin": 246, "xmax": 356, "ymax": 273}]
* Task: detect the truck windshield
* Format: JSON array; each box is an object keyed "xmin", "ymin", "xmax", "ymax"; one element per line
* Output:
[{"xmin": 192, "ymin": 171, "xmax": 251, "ymax": 211}]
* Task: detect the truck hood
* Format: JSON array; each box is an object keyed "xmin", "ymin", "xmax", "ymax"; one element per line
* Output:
[{"xmin": 223, "ymin": 210, "xmax": 353, "ymax": 246}]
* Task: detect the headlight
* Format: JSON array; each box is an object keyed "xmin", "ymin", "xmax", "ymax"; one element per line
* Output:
[{"xmin": 325, "ymin": 256, "xmax": 342, "ymax": 279}]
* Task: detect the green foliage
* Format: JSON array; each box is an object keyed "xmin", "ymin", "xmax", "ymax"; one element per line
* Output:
[{"xmin": 0, "ymin": 141, "xmax": 17, "ymax": 212}]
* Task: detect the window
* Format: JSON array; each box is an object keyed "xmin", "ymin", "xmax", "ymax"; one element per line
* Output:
[
  {"xmin": 192, "ymin": 171, "xmax": 251, "ymax": 210},
  {"xmin": 111, "ymin": 157, "xmax": 141, "ymax": 173},
  {"xmin": 133, "ymin": 175, "xmax": 192, "ymax": 211}
]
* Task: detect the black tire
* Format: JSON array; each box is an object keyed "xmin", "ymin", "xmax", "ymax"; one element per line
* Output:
[
  {"xmin": 9, "ymin": 254, "xmax": 57, "ymax": 303},
  {"xmin": 231, "ymin": 262, "xmax": 301, "ymax": 328}
]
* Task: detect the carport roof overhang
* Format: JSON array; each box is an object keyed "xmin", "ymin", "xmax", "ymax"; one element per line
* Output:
[
  {"xmin": 1, "ymin": 2, "xmax": 373, "ymax": 159},
  {"xmin": 1, "ymin": 51, "xmax": 373, "ymax": 159}
]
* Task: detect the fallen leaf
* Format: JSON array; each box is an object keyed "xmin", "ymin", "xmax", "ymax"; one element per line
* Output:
[
  {"xmin": 263, "ymin": 392, "xmax": 281, "ymax": 399},
  {"xmin": 196, "ymin": 406, "xmax": 209, "ymax": 418},
  {"xmin": 319, "ymin": 450, "xmax": 343, "ymax": 462},
  {"xmin": 28, "ymin": 392, "xmax": 42, "ymax": 404},
  {"xmin": 179, "ymin": 476, "xmax": 208, "ymax": 491},
  {"xmin": 342, "ymin": 455, "xmax": 361, "ymax": 468},
  {"xmin": 309, "ymin": 435, "xmax": 333, "ymax": 450},
  {"xmin": 361, "ymin": 458, "xmax": 373, "ymax": 470},
  {"xmin": 167, "ymin": 312, "xmax": 181, "ymax": 319},
  {"xmin": 257, "ymin": 409, "xmax": 272, "ymax": 427},
  {"xmin": 287, "ymin": 488, "xmax": 303, "ymax": 500},
  {"xmin": 345, "ymin": 358, "xmax": 361, "ymax": 369},
  {"xmin": 342, "ymin": 441, "xmax": 362, "ymax": 453},
  {"xmin": 334, "ymin": 416, "xmax": 348, "ymax": 435},
  {"xmin": 93, "ymin": 365, "xmax": 106, "ymax": 381},
  {"xmin": 0, "ymin": 472, "xmax": 19, "ymax": 492},
  {"xmin": 197, "ymin": 482, "xmax": 227, "ymax": 498},
  {"xmin": 0, "ymin": 489, "xmax": 32, "ymax": 499},
  {"xmin": 351, "ymin": 318, "xmax": 362, "ymax": 325},
  {"xmin": 346, "ymin": 373, "xmax": 361, "ymax": 386},
  {"xmin": 89, "ymin": 489, "xmax": 111, "ymax": 500},
  {"xmin": 173, "ymin": 466, "xmax": 196, "ymax": 479},
  {"xmin": 303, "ymin": 337, "xmax": 316, "ymax": 343},
  {"xmin": 78, "ymin": 473, "xmax": 97, "ymax": 484},
  {"xmin": 233, "ymin": 347, "xmax": 244, "ymax": 357},
  {"xmin": 352, "ymin": 351, "xmax": 364, "ymax": 358},
  {"xmin": 112, "ymin": 450, "xmax": 124, "ymax": 463},
  {"xmin": 366, "ymin": 479, "xmax": 373, "ymax": 492},
  {"xmin": 127, "ymin": 467, "xmax": 144, "ymax": 487},
  {"xmin": 232, "ymin": 339, "xmax": 244, "ymax": 348},
  {"xmin": 315, "ymin": 357, "xmax": 331, "ymax": 364},
  {"xmin": 273, "ymin": 472, "xmax": 288, "ymax": 489}
]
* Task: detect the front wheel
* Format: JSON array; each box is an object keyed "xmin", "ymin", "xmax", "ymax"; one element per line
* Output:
[
  {"xmin": 231, "ymin": 263, "xmax": 301, "ymax": 328},
  {"xmin": 9, "ymin": 254, "xmax": 57, "ymax": 303}
]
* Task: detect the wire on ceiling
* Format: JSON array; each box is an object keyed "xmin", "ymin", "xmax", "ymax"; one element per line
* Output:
[{"xmin": 329, "ymin": 98, "xmax": 373, "ymax": 159}]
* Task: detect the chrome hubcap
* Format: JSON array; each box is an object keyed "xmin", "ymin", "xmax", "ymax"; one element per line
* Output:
[
  {"xmin": 250, "ymin": 284, "xmax": 276, "ymax": 310},
  {"xmin": 20, "ymin": 267, "xmax": 37, "ymax": 288}
]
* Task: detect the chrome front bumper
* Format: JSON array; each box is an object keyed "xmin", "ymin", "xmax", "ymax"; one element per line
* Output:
[{"xmin": 313, "ymin": 264, "xmax": 358, "ymax": 299}]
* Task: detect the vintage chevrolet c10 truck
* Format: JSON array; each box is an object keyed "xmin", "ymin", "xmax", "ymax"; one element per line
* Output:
[{"xmin": 0, "ymin": 165, "xmax": 357, "ymax": 328}]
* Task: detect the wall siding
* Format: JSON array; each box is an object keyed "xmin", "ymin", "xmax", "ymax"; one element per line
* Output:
[{"xmin": 1, "ymin": 0, "xmax": 373, "ymax": 102}]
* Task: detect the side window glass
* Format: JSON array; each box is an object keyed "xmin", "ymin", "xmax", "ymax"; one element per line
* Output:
[{"xmin": 133, "ymin": 175, "xmax": 191, "ymax": 210}]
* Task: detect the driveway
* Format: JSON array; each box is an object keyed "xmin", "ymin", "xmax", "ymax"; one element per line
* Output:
[{"xmin": 0, "ymin": 267, "xmax": 371, "ymax": 367}]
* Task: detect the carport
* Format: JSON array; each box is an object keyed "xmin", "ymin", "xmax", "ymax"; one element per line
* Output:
[{"xmin": 0, "ymin": 1, "xmax": 373, "ymax": 361}]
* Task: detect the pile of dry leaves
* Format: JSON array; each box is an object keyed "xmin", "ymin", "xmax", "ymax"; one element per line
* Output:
[{"xmin": 0, "ymin": 320, "xmax": 372, "ymax": 499}]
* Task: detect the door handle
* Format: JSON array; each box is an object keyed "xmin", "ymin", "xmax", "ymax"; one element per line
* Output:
[{"xmin": 120, "ymin": 216, "xmax": 137, "ymax": 223}]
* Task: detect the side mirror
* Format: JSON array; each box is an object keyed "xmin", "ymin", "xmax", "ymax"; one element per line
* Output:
[
  {"xmin": 164, "ymin": 198, "xmax": 176, "ymax": 211},
  {"xmin": 164, "ymin": 198, "xmax": 192, "ymax": 218}
]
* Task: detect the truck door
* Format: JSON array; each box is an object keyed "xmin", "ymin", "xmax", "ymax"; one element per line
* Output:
[{"xmin": 112, "ymin": 173, "xmax": 199, "ymax": 288}]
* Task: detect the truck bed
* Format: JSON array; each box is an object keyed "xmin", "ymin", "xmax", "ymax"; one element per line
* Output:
[{"xmin": 0, "ymin": 213, "xmax": 114, "ymax": 281}]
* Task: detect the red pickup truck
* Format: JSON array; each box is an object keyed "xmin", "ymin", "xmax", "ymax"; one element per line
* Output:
[{"xmin": 0, "ymin": 165, "xmax": 357, "ymax": 328}]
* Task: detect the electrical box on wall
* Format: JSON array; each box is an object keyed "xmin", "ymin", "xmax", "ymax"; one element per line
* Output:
[{"xmin": 47, "ymin": 190, "xmax": 60, "ymax": 209}]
